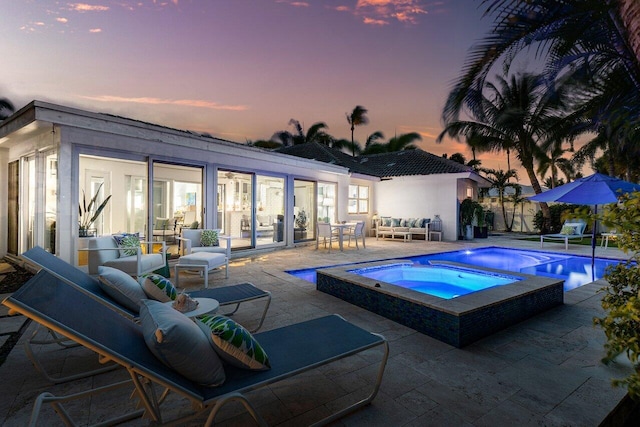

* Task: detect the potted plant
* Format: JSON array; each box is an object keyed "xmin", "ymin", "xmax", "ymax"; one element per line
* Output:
[
  {"xmin": 474, "ymin": 209, "xmax": 489, "ymax": 238},
  {"xmin": 79, "ymin": 183, "xmax": 112, "ymax": 237},
  {"xmin": 460, "ymin": 198, "xmax": 483, "ymax": 240},
  {"xmin": 295, "ymin": 209, "xmax": 308, "ymax": 230}
]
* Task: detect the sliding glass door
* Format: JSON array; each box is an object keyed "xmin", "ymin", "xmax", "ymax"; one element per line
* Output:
[
  {"xmin": 217, "ymin": 170, "xmax": 285, "ymax": 249},
  {"xmin": 256, "ymin": 175, "xmax": 285, "ymax": 248},
  {"xmin": 293, "ymin": 179, "xmax": 316, "ymax": 242}
]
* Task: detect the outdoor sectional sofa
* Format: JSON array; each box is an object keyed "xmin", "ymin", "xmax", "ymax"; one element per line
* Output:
[{"xmin": 376, "ymin": 217, "xmax": 430, "ymax": 241}]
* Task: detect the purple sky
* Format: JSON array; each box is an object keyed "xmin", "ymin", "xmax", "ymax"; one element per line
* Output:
[{"xmin": 2, "ymin": 1, "xmax": 518, "ymax": 176}]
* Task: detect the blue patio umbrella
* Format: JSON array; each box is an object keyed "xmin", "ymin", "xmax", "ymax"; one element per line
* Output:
[{"xmin": 529, "ymin": 173, "xmax": 640, "ymax": 278}]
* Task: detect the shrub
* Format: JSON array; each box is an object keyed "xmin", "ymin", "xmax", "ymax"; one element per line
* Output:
[
  {"xmin": 532, "ymin": 203, "xmax": 590, "ymax": 234},
  {"xmin": 594, "ymin": 191, "xmax": 640, "ymax": 399}
]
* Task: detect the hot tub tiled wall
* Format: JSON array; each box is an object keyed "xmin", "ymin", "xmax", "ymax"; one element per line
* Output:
[{"xmin": 316, "ymin": 260, "xmax": 564, "ymax": 348}]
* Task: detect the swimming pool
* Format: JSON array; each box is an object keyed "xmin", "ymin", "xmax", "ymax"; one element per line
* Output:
[
  {"xmin": 348, "ymin": 263, "xmax": 522, "ymax": 299},
  {"xmin": 287, "ymin": 246, "xmax": 623, "ymax": 291}
]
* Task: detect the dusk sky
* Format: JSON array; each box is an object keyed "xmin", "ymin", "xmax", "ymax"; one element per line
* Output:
[{"xmin": 1, "ymin": 1, "xmax": 524, "ymax": 178}]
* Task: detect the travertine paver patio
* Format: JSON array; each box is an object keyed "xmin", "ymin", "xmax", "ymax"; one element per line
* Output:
[{"xmin": 0, "ymin": 234, "xmax": 635, "ymax": 426}]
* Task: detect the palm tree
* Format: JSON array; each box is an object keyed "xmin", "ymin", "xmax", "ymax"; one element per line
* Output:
[
  {"xmin": 346, "ymin": 105, "xmax": 369, "ymax": 156},
  {"xmin": 361, "ymin": 132, "xmax": 421, "ymax": 155},
  {"xmin": 438, "ymin": 72, "xmax": 578, "ymax": 227},
  {"xmin": 481, "ymin": 168, "xmax": 520, "ymax": 232},
  {"xmin": 537, "ymin": 139, "xmax": 576, "ymax": 189},
  {"xmin": 0, "ymin": 98, "xmax": 15, "ymax": 121}
]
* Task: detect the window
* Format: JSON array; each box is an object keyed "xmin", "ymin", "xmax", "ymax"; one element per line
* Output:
[{"xmin": 348, "ymin": 185, "xmax": 369, "ymax": 214}]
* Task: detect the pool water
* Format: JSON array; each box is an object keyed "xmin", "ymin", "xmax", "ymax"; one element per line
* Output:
[
  {"xmin": 287, "ymin": 247, "xmax": 623, "ymax": 291},
  {"xmin": 348, "ymin": 263, "xmax": 522, "ymax": 299}
]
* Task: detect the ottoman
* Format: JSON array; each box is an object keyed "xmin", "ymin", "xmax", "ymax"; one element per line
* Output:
[{"xmin": 174, "ymin": 252, "xmax": 228, "ymax": 288}]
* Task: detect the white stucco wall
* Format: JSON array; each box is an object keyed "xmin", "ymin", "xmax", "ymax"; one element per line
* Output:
[{"xmin": 373, "ymin": 174, "xmax": 472, "ymax": 241}]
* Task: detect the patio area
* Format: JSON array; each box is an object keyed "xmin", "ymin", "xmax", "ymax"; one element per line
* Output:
[{"xmin": 0, "ymin": 234, "xmax": 636, "ymax": 426}]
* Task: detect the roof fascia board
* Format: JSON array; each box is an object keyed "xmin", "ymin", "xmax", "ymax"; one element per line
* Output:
[{"xmin": 28, "ymin": 101, "xmax": 348, "ymax": 175}]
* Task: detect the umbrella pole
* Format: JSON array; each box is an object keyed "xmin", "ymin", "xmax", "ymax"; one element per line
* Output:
[{"xmin": 591, "ymin": 206, "xmax": 597, "ymax": 281}]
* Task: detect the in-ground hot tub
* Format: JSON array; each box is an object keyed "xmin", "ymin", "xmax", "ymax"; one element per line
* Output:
[
  {"xmin": 350, "ymin": 262, "xmax": 522, "ymax": 299},
  {"xmin": 316, "ymin": 260, "xmax": 564, "ymax": 347}
]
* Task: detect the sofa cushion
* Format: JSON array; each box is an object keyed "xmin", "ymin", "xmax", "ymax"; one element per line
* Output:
[
  {"xmin": 198, "ymin": 314, "xmax": 270, "ymax": 371},
  {"xmin": 419, "ymin": 218, "xmax": 431, "ymax": 228},
  {"xmin": 381, "ymin": 217, "xmax": 392, "ymax": 227},
  {"xmin": 113, "ymin": 233, "xmax": 140, "ymax": 257},
  {"xmin": 98, "ymin": 266, "xmax": 147, "ymax": 312},
  {"xmin": 140, "ymin": 300, "xmax": 226, "ymax": 386},
  {"xmin": 200, "ymin": 229, "xmax": 219, "ymax": 247},
  {"xmin": 139, "ymin": 273, "xmax": 177, "ymax": 302},
  {"xmin": 391, "ymin": 218, "xmax": 401, "ymax": 227}
]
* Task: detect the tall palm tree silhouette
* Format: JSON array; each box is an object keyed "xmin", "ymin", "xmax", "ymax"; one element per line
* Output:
[{"xmin": 346, "ymin": 105, "xmax": 369, "ymax": 156}]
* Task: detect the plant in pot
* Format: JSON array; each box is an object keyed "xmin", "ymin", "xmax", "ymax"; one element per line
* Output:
[
  {"xmin": 295, "ymin": 209, "xmax": 308, "ymax": 230},
  {"xmin": 79, "ymin": 183, "xmax": 112, "ymax": 237},
  {"xmin": 460, "ymin": 198, "xmax": 483, "ymax": 240},
  {"xmin": 474, "ymin": 208, "xmax": 489, "ymax": 238}
]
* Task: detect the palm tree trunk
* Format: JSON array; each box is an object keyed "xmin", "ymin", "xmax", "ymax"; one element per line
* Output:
[
  {"xmin": 351, "ymin": 124, "xmax": 355, "ymax": 156},
  {"xmin": 526, "ymin": 162, "xmax": 551, "ymax": 233}
]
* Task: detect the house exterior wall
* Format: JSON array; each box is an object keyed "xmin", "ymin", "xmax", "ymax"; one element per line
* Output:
[
  {"xmin": 373, "ymin": 174, "xmax": 472, "ymax": 241},
  {"xmin": 0, "ymin": 101, "xmax": 354, "ymax": 262}
]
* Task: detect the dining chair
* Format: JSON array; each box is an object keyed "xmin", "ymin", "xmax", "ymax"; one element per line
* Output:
[
  {"xmin": 346, "ymin": 221, "xmax": 366, "ymax": 249},
  {"xmin": 316, "ymin": 222, "xmax": 339, "ymax": 252}
]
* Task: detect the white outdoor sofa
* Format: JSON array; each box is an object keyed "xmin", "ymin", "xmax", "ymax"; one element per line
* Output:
[{"xmin": 376, "ymin": 217, "xmax": 431, "ymax": 241}]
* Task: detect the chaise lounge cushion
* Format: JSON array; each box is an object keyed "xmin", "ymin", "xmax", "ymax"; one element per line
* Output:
[
  {"xmin": 140, "ymin": 299, "xmax": 226, "ymax": 386},
  {"xmin": 98, "ymin": 266, "xmax": 147, "ymax": 312},
  {"xmin": 198, "ymin": 314, "xmax": 270, "ymax": 371},
  {"xmin": 139, "ymin": 273, "xmax": 177, "ymax": 302}
]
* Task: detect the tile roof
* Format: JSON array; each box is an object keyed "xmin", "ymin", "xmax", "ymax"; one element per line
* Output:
[
  {"xmin": 276, "ymin": 142, "xmax": 380, "ymax": 176},
  {"xmin": 277, "ymin": 142, "xmax": 473, "ymax": 178},
  {"xmin": 360, "ymin": 149, "xmax": 474, "ymax": 178}
]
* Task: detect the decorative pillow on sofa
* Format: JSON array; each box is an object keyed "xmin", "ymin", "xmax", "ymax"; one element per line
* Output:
[
  {"xmin": 98, "ymin": 266, "xmax": 147, "ymax": 312},
  {"xmin": 200, "ymin": 229, "xmax": 219, "ymax": 247},
  {"xmin": 198, "ymin": 314, "xmax": 270, "ymax": 371},
  {"xmin": 391, "ymin": 218, "xmax": 401, "ymax": 227},
  {"xmin": 381, "ymin": 217, "xmax": 392, "ymax": 227},
  {"xmin": 113, "ymin": 233, "xmax": 140, "ymax": 257},
  {"xmin": 561, "ymin": 225, "xmax": 576, "ymax": 235},
  {"xmin": 419, "ymin": 218, "xmax": 431, "ymax": 228},
  {"xmin": 140, "ymin": 300, "xmax": 226, "ymax": 386},
  {"xmin": 139, "ymin": 273, "xmax": 177, "ymax": 302}
]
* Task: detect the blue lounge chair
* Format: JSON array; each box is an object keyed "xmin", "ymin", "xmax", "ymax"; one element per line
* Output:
[
  {"xmin": 22, "ymin": 246, "xmax": 271, "ymax": 330},
  {"xmin": 19, "ymin": 247, "xmax": 271, "ymax": 384},
  {"xmin": 3, "ymin": 270, "xmax": 388, "ymax": 426}
]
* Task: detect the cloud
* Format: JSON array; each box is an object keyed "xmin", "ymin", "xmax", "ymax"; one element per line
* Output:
[
  {"xmin": 334, "ymin": 6, "xmax": 350, "ymax": 12},
  {"xmin": 68, "ymin": 3, "xmax": 110, "ymax": 12},
  {"xmin": 56, "ymin": 17, "xmax": 68, "ymax": 23},
  {"xmin": 81, "ymin": 95, "xmax": 249, "ymax": 111},
  {"xmin": 276, "ymin": 0, "xmax": 310, "ymax": 7},
  {"xmin": 363, "ymin": 17, "xmax": 389, "ymax": 26},
  {"xmin": 355, "ymin": 0, "xmax": 428, "ymax": 25},
  {"xmin": 89, "ymin": 28, "xmax": 102, "ymax": 33}
]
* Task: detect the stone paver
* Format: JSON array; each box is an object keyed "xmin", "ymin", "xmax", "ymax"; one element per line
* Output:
[{"xmin": 0, "ymin": 235, "xmax": 635, "ymax": 426}]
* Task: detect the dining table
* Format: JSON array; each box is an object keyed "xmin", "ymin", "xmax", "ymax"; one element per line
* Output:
[{"xmin": 330, "ymin": 222, "xmax": 357, "ymax": 251}]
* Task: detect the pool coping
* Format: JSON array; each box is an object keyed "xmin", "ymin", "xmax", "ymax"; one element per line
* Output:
[{"xmin": 317, "ymin": 259, "xmax": 565, "ymax": 347}]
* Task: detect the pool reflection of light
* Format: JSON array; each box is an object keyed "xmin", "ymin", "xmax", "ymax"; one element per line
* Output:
[{"xmin": 286, "ymin": 247, "xmax": 626, "ymax": 291}]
